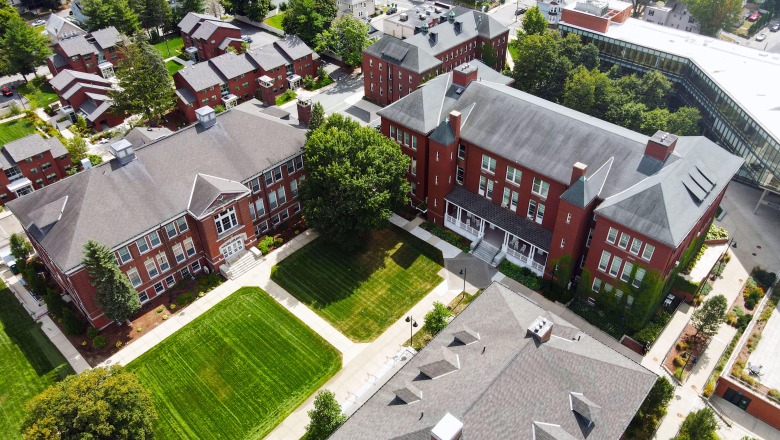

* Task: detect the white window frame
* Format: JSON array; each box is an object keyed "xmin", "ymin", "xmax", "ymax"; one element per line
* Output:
[
  {"xmin": 269, "ymin": 191, "xmax": 278, "ymax": 210},
  {"xmin": 620, "ymin": 262, "xmax": 633, "ymax": 282},
  {"xmin": 184, "ymin": 237, "xmax": 196, "ymax": 257},
  {"xmin": 173, "ymin": 244, "xmax": 185, "ymax": 264},
  {"xmin": 214, "ymin": 207, "xmax": 238, "ymax": 235},
  {"xmin": 136, "ymin": 237, "xmax": 150, "ymax": 254},
  {"xmin": 127, "ymin": 268, "xmax": 142, "ymax": 288},
  {"xmin": 535, "ymin": 203, "xmax": 545, "ymax": 224},
  {"xmin": 157, "ymin": 253, "xmax": 170, "ymax": 272},
  {"xmin": 176, "ymin": 217, "xmax": 189, "ymax": 233},
  {"xmin": 527, "ymin": 199, "xmax": 536, "ymax": 220},
  {"xmin": 598, "ymin": 251, "xmax": 610, "ymax": 272},
  {"xmin": 117, "ymin": 246, "xmax": 132, "ymax": 264},
  {"xmin": 641, "ymin": 244, "xmax": 655, "ymax": 261},
  {"xmin": 592, "ymin": 277, "xmax": 602, "ymax": 292},
  {"xmin": 149, "ymin": 231, "xmax": 161, "ymax": 248},
  {"xmin": 618, "ymin": 233, "xmax": 630, "ymax": 250},
  {"xmin": 277, "ymin": 187, "xmax": 286, "ymax": 205},
  {"xmin": 481, "ymin": 154, "xmax": 496, "ymax": 173},
  {"xmin": 609, "ymin": 256, "xmax": 623, "ymax": 277},
  {"xmin": 506, "ymin": 166, "xmax": 522, "ymax": 185},
  {"xmin": 606, "ymin": 227, "xmax": 618, "ymax": 244},
  {"xmin": 145, "ymin": 259, "xmax": 159, "ymax": 279},
  {"xmin": 165, "ymin": 222, "xmax": 178, "ymax": 239},
  {"xmin": 630, "ymin": 238, "xmax": 643, "ymax": 255},
  {"xmin": 255, "ymin": 199, "xmax": 265, "ymax": 217},
  {"xmin": 633, "ymin": 268, "xmax": 646, "ymax": 288},
  {"xmin": 531, "ymin": 177, "xmax": 550, "ymax": 198}
]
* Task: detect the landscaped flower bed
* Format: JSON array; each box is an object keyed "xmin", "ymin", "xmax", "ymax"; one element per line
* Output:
[{"xmin": 420, "ymin": 221, "xmax": 470, "ymax": 252}]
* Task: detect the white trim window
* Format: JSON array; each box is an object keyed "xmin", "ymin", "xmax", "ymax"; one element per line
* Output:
[
  {"xmin": 165, "ymin": 222, "xmax": 178, "ymax": 239},
  {"xmin": 149, "ymin": 231, "xmax": 161, "ymax": 248},
  {"xmin": 173, "ymin": 243, "xmax": 185, "ymax": 264},
  {"xmin": 390, "ymin": 125, "xmax": 395, "ymax": 139},
  {"xmin": 527, "ymin": 199, "xmax": 536, "ymax": 220},
  {"xmin": 598, "ymin": 251, "xmax": 611, "ymax": 272},
  {"xmin": 127, "ymin": 268, "xmax": 142, "ymax": 288},
  {"xmin": 566, "ymin": 213, "xmax": 572, "ymax": 224},
  {"xmin": 535, "ymin": 203, "xmax": 545, "ymax": 224},
  {"xmin": 506, "ymin": 166, "xmax": 521, "ymax": 185},
  {"xmin": 411, "ymin": 135, "xmax": 417, "ymax": 150},
  {"xmin": 157, "ymin": 253, "xmax": 170, "ymax": 272},
  {"xmin": 502, "ymin": 187, "xmax": 511, "ymax": 207},
  {"xmin": 633, "ymin": 268, "xmax": 646, "ymax": 288},
  {"xmin": 192, "ymin": 261, "xmax": 201, "ymax": 272},
  {"xmin": 117, "ymin": 246, "xmax": 132, "ymax": 264},
  {"xmin": 531, "ymin": 177, "xmax": 549, "ymax": 198},
  {"xmin": 154, "ymin": 282, "xmax": 165, "ymax": 294},
  {"xmin": 214, "ymin": 207, "xmax": 238, "ymax": 235},
  {"xmin": 456, "ymin": 166, "xmax": 464, "ymax": 184},
  {"xmin": 249, "ymin": 177, "xmax": 261, "ymax": 193},
  {"xmin": 176, "ymin": 217, "xmax": 189, "ymax": 233},
  {"xmin": 479, "ymin": 176, "xmax": 487, "ymax": 196},
  {"xmin": 606, "ymin": 227, "xmax": 618, "ymax": 244},
  {"xmin": 630, "ymin": 238, "xmax": 643, "ymax": 255},
  {"xmin": 290, "ymin": 179, "xmax": 298, "ymax": 197},
  {"xmin": 255, "ymin": 199, "xmax": 265, "ymax": 217},
  {"xmin": 586, "ymin": 228, "xmax": 593, "ymax": 248},
  {"xmin": 458, "ymin": 143, "xmax": 466, "ymax": 160},
  {"xmin": 249, "ymin": 203, "xmax": 256, "ymax": 220},
  {"xmin": 609, "ymin": 256, "xmax": 623, "ymax": 277},
  {"xmin": 136, "ymin": 237, "xmax": 150, "ymax": 254},
  {"xmin": 592, "ymin": 277, "xmax": 602, "ymax": 292},
  {"xmin": 165, "ymin": 275, "xmax": 176, "ymax": 287},
  {"xmin": 641, "ymin": 244, "xmax": 655, "ymax": 261},
  {"xmin": 481, "ymin": 154, "xmax": 496, "ymax": 173},
  {"xmin": 411, "ymin": 157, "xmax": 417, "ymax": 176},
  {"xmin": 277, "ymin": 185, "xmax": 287, "ymax": 205},
  {"xmin": 620, "ymin": 262, "xmax": 633, "ymax": 282},
  {"xmin": 184, "ymin": 237, "xmax": 196, "ymax": 257},
  {"xmin": 485, "ymin": 180, "xmax": 494, "ymax": 199},
  {"xmin": 145, "ymin": 259, "xmax": 159, "ymax": 279},
  {"xmin": 618, "ymin": 233, "xmax": 630, "ymax": 250},
  {"xmin": 510, "ymin": 191, "xmax": 518, "ymax": 211},
  {"xmin": 269, "ymin": 191, "xmax": 278, "ymax": 210}
]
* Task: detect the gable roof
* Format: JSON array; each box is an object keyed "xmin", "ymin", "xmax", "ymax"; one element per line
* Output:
[
  {"xmin": 57, "ymin": 35, "xmax": 96, "ymax": 57},
  {"xmin": 50, "ymin": 69, "xmax": 110, "ymax": 91},
  {"xmin": 209, "ymin": 51, "xmax": 256, "ymax": 79},
  {"xmin": 331, "ymin": 282, "xmax": 657, "ymax": 439},
  {"xmin": 89, "ymin": 27, "xmax": 122, "ymax": 49},
  {"xmin": 187, "ymin": 174, "xmax": 250, "ymax": 218},
  {"xmin": 364, "ymin": 35, "xmax": 441, "ymax": 74},
  {"xmin": 7, "ymin": 107, "xmax": 306, "ymax": 272},
  {"xmin": 124, "ymin": 127, "xmax": 173, "ymax": 148},
  {"xmin": 45, "ymin": 14, "xmax": 85, "ymax": 40},
  {"xmin": 3, "ymin": 134, "xmax": 67, "ymax": 163},
  {"xmin": 246, "ymin": 44, "xmax": 288, "ymax": 71},
  {"xmin": 191, "ymin": 20, "xmax": 240, "ymax": 41},
  {"xmin": 178, "ymin": 12, "xmax": 219, "ymax": 34},
  {"xmin": 274, "ymin": 35, "xmax": 315, "ymax": 61},
  {"xmin": 177, "ymin": 61, "xmax": 226, "ymax": 91}
]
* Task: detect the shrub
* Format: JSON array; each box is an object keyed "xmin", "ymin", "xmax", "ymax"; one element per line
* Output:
[
  {"xmin": 62, "ymin": 308, "xmax": 86, "ymax": 335},
  {"xmin": 676, "ymin": 340, "xmax": 688, "ymax": 352},
  {"xmin": 44, "ymin": 105, "xmax": 56, "ymax": 116},
  {"xmin": 705, "ymin": 224, "xmax": 728, "ymax": 240},
  {"xmin": 759, "ymin": 298, "xmax": 777, "ymax": 322},
  {"xmin": 752, "ymin": 267, "xmax": 777, "ymax": 289},
  {"xmin": 257, "ymin": 236, "xmax": 275, "ymax": 255},
  {"xmin": 156, "ymin": 306, "xmax": 164, "ymax": 313},
  {"xmin": 88, "ymin": 154, "xmax": 103, "ymax": 166},
  {"xmin": 213, "ymin": 104, "xmax": 225, "ymax": 114},
  {"xmin": 8, "ymin": 102, "xmax": 21, "ymax": 116},
  {"xmin": 421, "ymin": 221, "xmax": 470, "ymax": 252},
  {"xmin": 673, "ymin": 355, "xmax": 686, "ymax": 368},
  {"xmin": 303, "ymin": 74, "xmax": 315, "ymax": 90},
  {"xmin": 174, "ymin": 292, "xmax": 195, "ymax": 305},
  {"xmin": 274, "ymin": 237, "xmax": 283, "ymax": 247},
  {"xmin": 162, "ymin": 314, "xmax": 169, "ymax": 320},
  {"xmin": 92, "ymin": 335, "xmax": 109, "ymax": 349},
  {"xmin": 672, "ymin": 275, "xmax": 699, "ymax": 294},
  {"xmin": 424, "ymin": 302, "xmax": 452, "ymax": 336},
  {"xmin": 768, "ymin": 389, "xmax": 780, "ymax": 401},
  {"xmin": 279, "ymin": 1, "xmax": 288, "ymax": 10},
  {"xmin": 86, "ymin": 326, "xmax": 100, "ymax": 340},
  {"xmin": 115, "ymin": 341, "xmax": 123, "ymax": 348},
  {"xmin": 498, "ymin": 260, "xmax": 542, "ymax": 290},
  {"xmin": 275, "ymin": 89, "xmax": 297, "ymax": 106},
  {"xmin": 747, "ymin": 334, "xmax": 762, "ymax": 353},
  {"xmin": 674, "ymin": 367, "xmax": 684, "ymax": 380},
  {"xmin": 703, "ymin": 382, "xmax": 715, "ymax": 397}
]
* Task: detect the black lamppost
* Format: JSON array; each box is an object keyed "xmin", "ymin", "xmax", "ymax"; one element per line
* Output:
[
  {"xmin": 405, "ymin": 316, "xmax": 418, "ymax": 347},
  {"xmin": 459, "ymin": 268, "xmax": 467, "ymax": 293}
]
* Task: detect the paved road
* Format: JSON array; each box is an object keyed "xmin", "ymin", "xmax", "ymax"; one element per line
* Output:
[
  {"xmin": 722, "ymin": 22, "xmax": 780, "ymax": 54},
  {"xmin": 307, "ymin": 72, "xmax": 383, "ymax": 127}
]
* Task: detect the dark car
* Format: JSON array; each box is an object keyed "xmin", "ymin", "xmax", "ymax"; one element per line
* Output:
[
  {"xmin": 771, "ymin": 23, "xmax": 780, "ymax": 32},
  {"xmin": 1, "ymin": 87, "xmax": 12, "ymax": 97},
  {"xmin": 515, "ymin": 7, "xmax": 527, "ymax": 15}
]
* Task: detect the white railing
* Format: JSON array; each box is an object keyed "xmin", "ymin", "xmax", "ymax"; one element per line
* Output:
[
  {"xmin": 532, "ymin": 261, "xmax": 545, "ymax": 272},
  {"xmin": 446, "ymin": 214, "xmax": 480, "ymax": 239},
  {"xmin": 507, "ymin": 247, "xmax": 529, "ymax": 263}
]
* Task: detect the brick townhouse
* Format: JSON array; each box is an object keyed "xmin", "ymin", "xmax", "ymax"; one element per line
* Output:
[
  {"xmin": 0, "ymin": 134, "xmax": 73, "ymax": 204},
  {"xmin": 362, "ymin": 8, "xmax": 509, "ymax": 105},
  {"xmin": 49, "ymin": 69, "xmax": 126, "ymax": 131},
  {"xmin": 178, "ymin": 12, "xmax": 243, "ymax": 62},
  {"xmin": 7, "ymin": 105, "xmax": 309, "ymax": 328},
  {"xmin": 46, "ymin": 26, "xmax": 125, "ymax": 78},
  {"xmin": 377, "ymin": 63, "xmax": 743, "ymax": 302},
  {"xmin": 174, "ymin": 36, "xmax": 319, "ymax": 122}
]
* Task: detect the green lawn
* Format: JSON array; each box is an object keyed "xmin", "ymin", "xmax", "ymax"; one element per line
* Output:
[
  {"xmin": 166, "ymin": 60, "xmax": 184, "ymax": 76},
  {"xmin": 126, "ymin": 287, "xmax": 340, "ymax": 440},
  {"xmin": 0, "ymin": 285, "xmax": 73, "ymax": 439},
  {"xmin": 272, "ymin": 227, "xmax": 444, "ymax": 342},
  {"xmin": 0, "ymin": 118, "xmax": 37, "ymax": 146},
  {"xmin": 153, "ymin": 35, "xmax": 185, "ymax": 59},
  {"xmin": 18, "ymin": 77, "xmax": 59, "ymax": 109},
  {"xmin": 263, "ymin": 12, "xmax": 285, "ymax": 30}
]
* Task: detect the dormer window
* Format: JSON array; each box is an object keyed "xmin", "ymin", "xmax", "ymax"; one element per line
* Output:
[{"xmin": 214, "ymin": 207, "xmax": 238, "ymax": 235}]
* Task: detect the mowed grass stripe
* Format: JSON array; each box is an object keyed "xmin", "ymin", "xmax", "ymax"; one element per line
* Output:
[
  {"xmin": 127, "ymin": 287, "xmax": 340, "ymax": 440},
  {"xmin": 0, "ymin": 287, "xmax": 72, "ymax": 439},
  {"xmin": 272, "ymin": 227, "xmax": 444, "ymax": 342}
]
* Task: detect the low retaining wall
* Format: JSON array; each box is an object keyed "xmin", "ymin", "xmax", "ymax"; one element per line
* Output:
[{"xmin": 714, "ymin": 376, "xmax": 780, "ymax": 431}]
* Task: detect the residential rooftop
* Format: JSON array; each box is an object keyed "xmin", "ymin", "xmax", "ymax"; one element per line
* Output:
[
  {"xmin": 0, "ymin": 134, "xmax": 67, "ymax": 170},
  {"xmin": 332, "ymin": 282, "xmax": 657, "ymax": 440}
]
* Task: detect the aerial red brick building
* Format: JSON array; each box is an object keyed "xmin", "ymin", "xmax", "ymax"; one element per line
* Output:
[
  {"xmin": 46, "ymin": 26, "xmax": 125, "ymax": 78},
  {"xmin": 8, "ymin": 106, "xmax": 307, "ymax": 328},
  {"xmin": 377, "ymin": 64, "xmax": 743, "ymax": 301},
  {"xmin": 178, "ymin": 12, "xmax": 243, "ymax": 62},
  {"xmin": 0, "ymin": 134, "xmax": 73, "ymax": 204},
  {"xmin": 362, "ymin": 8, "xmax": 509, "ymax": 105},
  {"xmin": 49, "ymin": 69, "xmax": 127, "ymax": 131},
  {"xmin": 174, "ymin": 36, "xmax": 319, "ymax": 122}
]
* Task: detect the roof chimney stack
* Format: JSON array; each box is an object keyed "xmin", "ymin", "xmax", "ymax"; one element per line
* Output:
[
  {"xmin": 527, "ymin": 316, "xmax": 554, "ymax": 343},
  {"xmin": 452, "ymin": 62, "xmax": 478, "ymax": 88},
  {"xmin": 109, "ymin": 139, "xmax": 135, "ymax": 165},
  {"xmin": 297, "ymin": 99, "xmax": 313, "ymax": 127},
  {"xmin": 645, "ymin": 130, "xmax": 678, "ymax": 162},
  {"xmin": 195, "ymin": 105, "xmax": 217, "ymax": 129},
  {"xmin": 80, "ymin": 157, "xmax": 92, "ymax": 170},
  {"xmin": 449, "ymin": 110, "xmax": 462, "ymax": 140},
  {"xmin": 431, "ymin": 413, "xmax": 463, "ymax": 440},
  {"xmin": 571, "ymin": 162, "xmax": 587, "ymax": 185}
]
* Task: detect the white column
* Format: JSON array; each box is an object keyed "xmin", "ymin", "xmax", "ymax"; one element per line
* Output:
[
  {"xmin": 502, "ymin": 230, "xmax": 509, "ymax": 252},
  {"xmin": 479, "ymin": 218, "xmax": 485, "ymax": 236},
  {"xmin": 754, "ymin": 189, "xmax": 769, "ymax": 214}
]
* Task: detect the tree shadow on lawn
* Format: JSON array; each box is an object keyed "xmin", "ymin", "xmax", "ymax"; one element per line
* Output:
[{"xmin": 0, "ymin": 288, "xmax": 71, "ymax": 379}]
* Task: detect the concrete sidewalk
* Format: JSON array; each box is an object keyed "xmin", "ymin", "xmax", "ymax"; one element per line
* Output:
[{"xmin": 38, "ymin": 315, "xmax": 91, "ymax": 373}]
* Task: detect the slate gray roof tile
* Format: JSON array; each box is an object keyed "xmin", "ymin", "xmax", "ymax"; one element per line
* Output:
[
  {"xmin": 89, "ymin": 26, "xmax": 121, "ymax": 49},
  {"xmin": 178, "ymin": 12, "xmax": 218, "ymax": 34},
  {"xmin": 191, "ymin": 20, "xmax": 240, "ymax": 41},
  {"xmin": 274, "ymin": 35, "xmax": 315, "ymax": 61}
]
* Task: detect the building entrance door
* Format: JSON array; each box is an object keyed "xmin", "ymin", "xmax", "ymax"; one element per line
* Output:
[{"xmin": 221, "ymin": 236, "xmax": 244, "ymax": 260}]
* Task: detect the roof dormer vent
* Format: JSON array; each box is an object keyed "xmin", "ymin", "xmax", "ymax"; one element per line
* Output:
[{"xmin": 109, "ymin": 139, "xmax": 135, "ymax": 165}]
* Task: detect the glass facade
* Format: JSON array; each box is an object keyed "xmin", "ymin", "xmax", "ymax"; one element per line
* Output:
[{"xmin": 560, "ymin": 25, "xmax": 780, "ymax": 190}]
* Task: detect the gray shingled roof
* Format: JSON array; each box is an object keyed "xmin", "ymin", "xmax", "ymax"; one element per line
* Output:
[
  {"xmin": 561, "ymin": 158, "xmax": 613, "ymax": 208},
  {"xmin": 61, "ymin": 82, "xmax": 110, "ymax": 100},
  {"xmin": 50, "ymin": 69, "xmax": 110, "ymax": 91},
  {"xmin": 4, "ymin": 134, "xmax": 66, "ymax": 162},
  {"xmin": 124, "ymin": 127, "xmax": 173, "ymax": 148},
  {"xmin": 177, "ymin": 61, "xmax": 226, "ymax": 91},
  {"xmin": 246, "ymin": 44, "xmax": 288, "ymax": 71},
  {"xmin": 533, "ymin": 422, "xmax": 579, "ymax": 440},
  {"xmin": 7, "ymin": 108, "xmax": 306, "ymax": 272},
  {"xmin": 209, "ymin": 51, "xmax": 256, "ymax": 79},
  {"xmin": 84, "ymin": 101, "xmax": 112, "ymax": 122},
  {"xmin": 178, "ymin": 12, "xmax": 218, "ymax": 34},
  {"xmin": 187, "ymin": 174, "xmax": 250, "ymax": 218},
  {"xmin": 45, "ymin": 14, "xmax": 85, "ymax": 40},
  {"xmin": 364, "ymin": 35, "xmax": 441, "ymax": 74},
  {"xmin": 445, "ymin": 186, "xmax": 553, "ymax": 251},
  {"xmin": 57, "ymin": 35, "xmax": 96, "ymax": 57},
  {"xmin": 89, "ymin": 26, "xmax": 121, "ymax": 49},
  {"xmin": 48, "ymin": 53, "xmax": 69, "ymax": 68},
  {"xmin": 274, "ymin": 35, "xmax": 314, "ymax": 61},
  {"xmin": 331, "ymin": 282, "xmax": 657, "ymax": 440},
  {"xmin": 191, "ymin": 20, "xmax": 240, "ymax": 41},
  {"xmin": 176, "ymin": 88, "xmax": 197, "ymax": 104}
]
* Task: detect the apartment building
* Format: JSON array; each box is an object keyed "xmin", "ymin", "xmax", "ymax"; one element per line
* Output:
[
  {"xmin": 46, "ymin": 26, "xmax": 124, "ymax": 78},
  {"xmin": 363, "ymin": 9, "xmax": 509, "ymax": 105},
  {"xmin": 174, "ymin": 36, "xmax": 318, "ymax": 122},
  {"xmin": 178, "ymin": 12, "xmax": 243, "ymax": 62},
  {"xmin": 0, "ymin": 134, "xmax": 72, "ymax": 204},
  {"xmin": 382, "ymin": 2, "xmax": 453, "ymax": 39},
  {"xmin": 376, "ymin": 62, "xmax": 742, "ymax": 300},
  {"xmin": 7, "ymin": 105, "xmax": 308, "ymax": 328},
  {"xmin": 337, "ymin": 0, "xmax": 376, "ymax": 20},
  {"xmin": 49, "ymin": 69, "xmax": 126, "ymax": 131},
  {"xmin": 642, "ymin": 0, "xmax": 700, "ymax": 34}
]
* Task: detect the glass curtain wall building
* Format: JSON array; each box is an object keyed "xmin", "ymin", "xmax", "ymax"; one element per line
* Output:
[{"xmin": 559, "ymin": 19, "xmax": 780, "ymax": 191}]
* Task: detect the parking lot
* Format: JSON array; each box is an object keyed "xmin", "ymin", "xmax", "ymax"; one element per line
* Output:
[
  {"xmin": 723, "ymin": 20, "xmax": 780, "ymax": 54},
  {"xmin": 230, "ymin": 20, "xmax": 281, "ymax": 49}
]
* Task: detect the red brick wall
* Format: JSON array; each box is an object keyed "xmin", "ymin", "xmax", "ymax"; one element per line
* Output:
[
  {"xmin": 195, "ymin": 27, "xmax": 242, "ymax": 60},
  {"xmin": 362, "ymin": 53, "xmax": 429, "ymax": 105},
  {"xmin": 714, "ymin": 377, "xmax": 780, "ymax": 431},
  {"xmin": 426, "ymin": 136, "xmax": 458, "ymax": 224},
  {"xmin": 383, "ymin": 119, "xmax": 429, "ymax": 206},
  {"xmin": 561, "ymin": 9, "xmax": 611, "ymax": 33},
  {"xmin": 0, "ymin": 150, "xmax": 73, "ymax": 203},
  {"xmin": 548, "ymin": 199, "xmax": 594, "ymax": 273}
]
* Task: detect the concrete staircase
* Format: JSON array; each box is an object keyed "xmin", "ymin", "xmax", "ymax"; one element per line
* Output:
[
  {"xmin": 471, "ymin": 240, "xmax": 500, "ymax": 266},
  {"xmin": 219, "ymin": 247, "xmax": 263, "ymax": 280}
]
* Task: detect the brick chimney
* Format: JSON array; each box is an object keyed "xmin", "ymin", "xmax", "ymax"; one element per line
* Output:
[
  {"xmin": 297, "ymin": 99, "xmax": 312, "ymax": 126},
  {"xmin": 452, "ymin": 62, "xmax": 478, "ymax": 88},
  {"xmin": 449, "ymin": 110, "xmax": 461, "ymax": 140},
  {"xmin": 645, "ymin": 130, "xmax": 678, "ymax": 162},
  {"xmin": 571, "ymin": 162, "xmax": 587, "ymax": 185}
]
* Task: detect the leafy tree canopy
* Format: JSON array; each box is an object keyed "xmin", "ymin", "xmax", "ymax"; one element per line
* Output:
[
  {"xmin": 66, "ymin": 136, "xmax": 90, "ymax": 164},
  {"xmin": 21, "ymin": 366, "xmax": 156, "ymax": 440},
  {"xmin": 687, "ymin": 0, "xmax": 743, "ymax": 37},
  {"xmin": 521, "ymin": 6, "xmax": 548, "ymax": 36},
  {"xmin": 282, "ymin": 0, "xmax": 337, "ymax": 45},
  {"xmin": 424, "ymin": 301, "xmax": 452, "ymax": 336},
  {"xmin": 305, "ymin": 390, "xmax": 345, "ymax": 440},
  {"xmin": 301, "ymin": 114, "xmax": 410, "ymax": 249},
  {"xmin": 306, "ymin": 101, "xmax": 325, "ymax": 138},
  {"xmin": 81, "ymin": 0, "xmax": 140, "ymax": 34},
  {"xmin": 691, "ymin": 294, "xmax": 728, "ymax": 338},
  {"xmin": 222, "ymin": 0, "xmax": 272, "ymax": 22},
  {"xmin": 82, "ymin": 240, "xmax": 141, "ymax": 322},
  {"xmin": 673, "ymin": 407, "xmax": 719, "ymax": 440},
  {"xmin": 314, "ymin": 15, "xmax": 371, "ymax": 68},
  {"xmin": 10, "ymin": 233, "xmax": 33, "ymax": 263},
  {"xmin": 0, "ymin": 14, "xmax": 50, "ymax": 81}
]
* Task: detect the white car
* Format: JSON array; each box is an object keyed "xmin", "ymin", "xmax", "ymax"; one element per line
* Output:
[
  {"xmin": 756, "ymin": 32, "xmax": 768, "ymax": 42},
  {"xmin": 31, "ymin": 19, "xmax": 46, "ymax": 27}
]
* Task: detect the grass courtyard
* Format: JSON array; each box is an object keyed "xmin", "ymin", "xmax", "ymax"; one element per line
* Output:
[
  {"xmin": 17, "ymin": 77, "xmax": 58, "ymax": 109},
  {"xmin": 0, "ymin": 285, "xmax": 73, "ymax": 439},
  {"xmin": 166, "ymin": 60, "xmax": 185, "ymax": 76},
  {"xmin": 0, "ymin": 118, "xmax": 37, "ymax": 145},
  {"xmin": 263, "ymin": 12, "xmax": 285, "ymax": 30},
  {"xmin": 271, "ymin": 227, "xmax": 444, "ymax": 342},
  {"xmin": 126, "ymin": 287, "xmax": 340, "ymax": 440},
  {"xmin": 153, "ymin": 35, "xmax": 185, "ymax": 59}
]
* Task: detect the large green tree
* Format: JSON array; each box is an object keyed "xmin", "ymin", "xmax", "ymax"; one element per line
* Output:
[
  {"xmin": 0, "ymin": 14, "xmax": 50, "ymax": 81},
  {"xmin": 521, "ymin": 6, "xmax": 548, "ymax": 36},
  {"xmin": 21, "ymin": 366, "xmax": 156, "ymax": 440},
  {"xmin": 301, "ymin": 114, "xmax": 410, "ymax": 249},
  {"xmin": 81, "ymin": 0, "xmax": 140, "ymax": 34},
  {"xmin": 282, "ymin": 0, "xmax": 337, "ymax": 45},
  {"xmin": 424, "ymin": 302, "xmax": 452, "ymax": 336},
  {"xmin": 687, "ymin": 0, "xmax": 743, "ymax": 37},
  {"xmin": 306, "ymin": 101, "xmax": 325, "ymax": 138},
  {"xmin": 10, "ymin": 233, "xmax": 33, "ymax": 264},
  {"xmin": 82, "ymin": 240, "xmax": 141, "ymax": 322},
  {"xmin": 139, "ymin": 0, "xmax": 173, "ymax": 31},
  {"xmin": 511, "ymin": 32, "xmax": 576, "ymax": 102},
  {"xmin": 691, "ymin": 294, "xmax": 728, "ymax": 339},
  {"xmin": 110, "ymin": 34, "xmax": 176, "ymax": 125},
  {"xmin": 305, "ymin": 390, "xmax": 345, "ymax": 440},
  {"xmin": 625, "ymin": 377, "xmax": 675, "ymax": 439},
  {"xmin": 174, "ymin": 0, "xmax": 205, "ymax": 23},
  {"xmin": 221, "ymin": 0, "xmax": 272, "ymax": 22},
  {"xmin": 314, "ymin": 15, "xmax": 370, "ymax": 68},
  {"xmin": 673, "ymin": 407, "xmax": 719, "ymax": 440}
]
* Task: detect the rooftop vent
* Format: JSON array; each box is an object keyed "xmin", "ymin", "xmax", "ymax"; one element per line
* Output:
[
  {"xmin": 109, "ymin": 139, "xmax": 135, "ymax": 165},
  {"xmin": 574, "ymin": 0, "xmax": 609, "ymax": 16},
  {"xmin": 527, "ymin": 316, "xmax": 554, "ymax": 343},
  {"xmin": 429, "ymin": 31, "xmax": 438, "ymax": 44},
  {"xmin": 570, "ymin": 392, "xmax": 601, "ymax": 427},
  {"xmin": 400, "ymin": 12, "xmax": 408, "ymax": 21},
  {"xmin": 452, "ymin": 326, "xmax": 480, "ymax": 345},
  {"xmin": 454, "ymin": 21, "xmax": 461, "ymax": 33},
  {"xmin": 419, "ymin": 346, "xmax": 460, "ymax": 379},
  {"xmin": 431, "ymin": 413, "xmax": 463, "ymax": 440},
  {"xmin": 394, "ymin": 383, "xmax": 423, "ymax": 404},
  {"xmin": 80, "ymin": 157, "xmax": 92, "ymax": 170},
  {"xmin": 532, "ymin": 422, "xmax": 578, "ymax": 440},
  {"xmin": 195, "ymin": 105, "xmax": 217, "ymax": 128}
]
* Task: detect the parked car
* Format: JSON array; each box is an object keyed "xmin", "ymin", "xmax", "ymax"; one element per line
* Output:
[
  {"xmin": 756, "ymin": 32, "xmax": 768, "ymax": 41},
  {"xmin": 771, "ymin": 23, "xmax": 780, "ymax": 32},
  {"xmin": 515, "ymin": 7, "xmax": 527, "ymax": 15},
  {"xmin": 748, "ymin": 12, "xmax": 761, "ymax": 22},
  {"xmin": 241, "ymin": 35, "xmax": 253, "ymax": 43},
  {"xmin": 31, "ymin": 19, "xmax": 46, "ymax": 26},
  {"xmin": 1, "ymin": 87, "xmax": 12, "ymax": 97}
]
